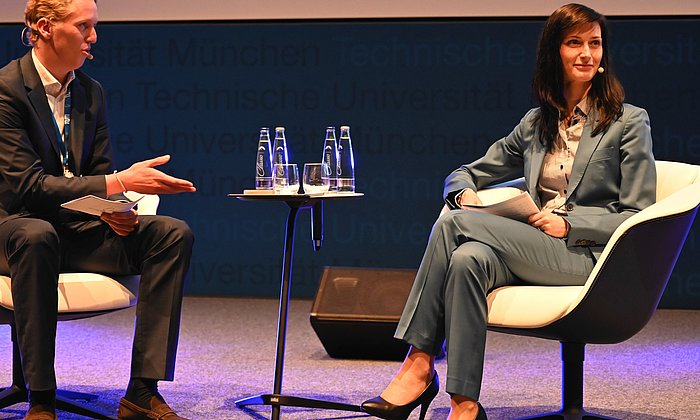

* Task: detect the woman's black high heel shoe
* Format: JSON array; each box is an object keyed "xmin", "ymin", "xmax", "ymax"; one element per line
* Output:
[
  {"xmin": 476, "ymin": 401, "xmax": 488, "ymax": 420},
  {"xmin": 361, "ymin": 372, "xmax": 439, "ymax": 420}
]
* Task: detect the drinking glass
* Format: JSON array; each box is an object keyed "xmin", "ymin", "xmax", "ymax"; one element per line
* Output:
[
  {"xmin": 303, "ymin": 163, "xmax": 331, "ymax": 195},
  {"xmin": 272, "ymin": 163, "xmax": 300, "ymax": 195}
]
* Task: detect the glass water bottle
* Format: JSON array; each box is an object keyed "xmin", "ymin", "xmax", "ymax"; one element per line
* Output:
[
  {"xmin": 272, "ymin": 126, "xmax": 289, "ymax": 166},
  {"xmin": 321, "ymin": 126, "xmax": 338, "ymax": 192},
  {"xmin": 255, "ymin": 127, "xmax": 272, "ymax": 189},
  {"xmin": 337, "ymin": 125, "xmax": 355, "ymax": 193}
]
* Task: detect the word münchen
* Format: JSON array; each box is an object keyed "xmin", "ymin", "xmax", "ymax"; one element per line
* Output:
[
  {"xmin": 136, "ymin": 81, "xmax": 319, "ymax": 111},
  {"xmin": 168, "ymin": 38, "xmax": 321, "ymax": 67}
]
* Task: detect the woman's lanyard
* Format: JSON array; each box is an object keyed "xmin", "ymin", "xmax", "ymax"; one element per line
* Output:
[{"xmin": 51, "ymin": 90, "xmax": 74, "ymax": 178}]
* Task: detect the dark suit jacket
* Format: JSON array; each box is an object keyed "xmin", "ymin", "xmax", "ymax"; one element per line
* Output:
[
  {"xmin": 444, "ymin": 105, "xmax": 657, "ymax": 256},
  {"xmin": 0, "ymin": 52, "xmax": 115, "ymax": 226}
]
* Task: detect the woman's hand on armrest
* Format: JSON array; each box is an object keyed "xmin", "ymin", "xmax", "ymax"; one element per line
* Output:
[{"xmin": 457, "ymin": 188, "xmax": 483, "ymax": 207}]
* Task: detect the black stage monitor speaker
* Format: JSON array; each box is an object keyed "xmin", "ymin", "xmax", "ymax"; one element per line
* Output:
[{"xmin": 310, "ymin": 266, "xmax": 418, "ymax": 361}]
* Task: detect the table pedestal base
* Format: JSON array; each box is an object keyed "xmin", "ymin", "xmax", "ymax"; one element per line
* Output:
[{"xmin": 235, "ymin": 393, "xmax": 362, "ymax": 413}]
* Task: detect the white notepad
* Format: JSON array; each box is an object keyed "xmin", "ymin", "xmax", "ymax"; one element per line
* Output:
[{"xmin": 61, "ymin": 195, "xmax": 142, "ymax": 216}]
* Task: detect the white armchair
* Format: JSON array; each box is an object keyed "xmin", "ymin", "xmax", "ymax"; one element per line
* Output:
[
  {"xmin": 0, "ymin": 193, "xmax": 159, "ymax": 419},
  {"xmin": 482, "ymin": 161, "xmax": 700, "ymax": 419}
]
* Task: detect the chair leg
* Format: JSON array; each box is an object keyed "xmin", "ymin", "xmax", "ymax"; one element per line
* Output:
[
  {"xmin": 56, "ymin": 392, "xmax": 115, "ymax": 420},
  {"xmin": 1, "ymin": 324, "xmax": 116, "ymax": 419},
  {"xmin": 520, "ymin": 342, "xmax": 615, "ymax": 420},
  {"xmin": 0, "ymin": 324, "xmax": 28, "ymax": 409},
  {"xmin": 561, "ymin": 341, "xmax": 585, "ymax": 414}
]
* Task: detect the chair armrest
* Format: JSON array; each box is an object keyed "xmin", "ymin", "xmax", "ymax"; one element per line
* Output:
[
  {"xmin": 488, "ymin": 177, "xmax": 526, "ymax": 191},
  {"xmin": 562, "ymin": 180, "xmax": 700, "ymax": 315},
  {"xmin": 123, "ymin": 192, "xmax": 160, "ymax": 215},
  {"xmin": 592, "ymin": 181, "xmax": 700, "ymax": 268},
  {"xmin": 0, "ymin": 273, "xmax": 139, "ymax": 313},
  {"xmin": 439, "ymin": 177, "xmax": 527, "ymax": 217}
]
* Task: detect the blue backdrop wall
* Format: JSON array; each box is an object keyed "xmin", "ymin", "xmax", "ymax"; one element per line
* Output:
[{"xmin": 1, "ymin": 18, "xmax": 698, "ymax": 308}]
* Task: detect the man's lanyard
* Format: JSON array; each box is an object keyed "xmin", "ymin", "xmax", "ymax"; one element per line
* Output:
[{"xmin": 50, "ymin": 89, "xmax": 73, "ymax": 178}]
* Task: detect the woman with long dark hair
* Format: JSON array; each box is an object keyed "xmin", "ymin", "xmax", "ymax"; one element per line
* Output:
[{"xmin": 361, "ymin": 4, "xmax": 656, "ymax": 420}]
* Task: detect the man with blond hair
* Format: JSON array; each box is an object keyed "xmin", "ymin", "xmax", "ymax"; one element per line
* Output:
[{"xmin": 0, "ymin": 0, "xmax": 196, "ymax": 418}]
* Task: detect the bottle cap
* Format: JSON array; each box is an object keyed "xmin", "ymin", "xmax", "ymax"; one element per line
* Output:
[{"xmin": 275, "ymin": 127, "xmax": 285, "ymax": 131}]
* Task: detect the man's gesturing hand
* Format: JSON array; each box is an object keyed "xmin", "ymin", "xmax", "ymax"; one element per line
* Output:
[{"xmin": 108, "ymin": 155, "xmax": 196, "ymax": 195}]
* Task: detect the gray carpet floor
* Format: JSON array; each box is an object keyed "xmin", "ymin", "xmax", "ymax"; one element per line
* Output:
[{"xmin": 0, "ymin": 297, "xmax": 697, "ymax": 419}]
